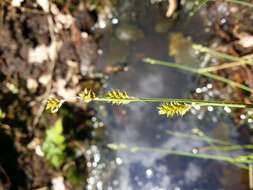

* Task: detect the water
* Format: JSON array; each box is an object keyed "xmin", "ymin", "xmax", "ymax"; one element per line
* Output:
[{"xmin": 93, "ymin": 1, "xmax": 249, "ymax": 189}]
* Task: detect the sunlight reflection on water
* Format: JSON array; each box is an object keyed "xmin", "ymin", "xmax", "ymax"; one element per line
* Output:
[{"xmin": 93, "ymin": 0, "xmax": 248, "ymax": 189}]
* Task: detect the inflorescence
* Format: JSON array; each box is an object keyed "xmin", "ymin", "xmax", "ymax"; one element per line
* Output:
[{"xmin": 45, "ymin": 88, "xmax": 253, "ymax": 118}]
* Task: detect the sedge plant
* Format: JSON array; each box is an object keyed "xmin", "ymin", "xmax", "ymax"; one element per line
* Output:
[
  {"xmin": 46, "ymin": 88, "xmax": 253, "ymax": 118},
  {"xmin": 45, "ymin": 43, "xmax": 253, "ymax": 184},
  {"xmin": 45, "ymin": 61, "xmax": 253, "ymax": 187}
]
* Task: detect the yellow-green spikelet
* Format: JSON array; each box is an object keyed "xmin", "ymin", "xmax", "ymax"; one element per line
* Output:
[
  {"xmin": 46, "ymin": 97, "xmax": 63, "ymax": 113},
  {"xmin": 78, "ymin": 88, "xmax": 96, "ymax": 102},
  {"xmin": 157, "ymin": 102, "xmax": 191, "ymax": 117},
  {"xmin": 105, "ymin": 90, "xmax": 132, "ymax": 105}
]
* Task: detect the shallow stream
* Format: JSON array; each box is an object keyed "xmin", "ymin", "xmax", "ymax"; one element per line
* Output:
[{"xmin": 91, "ymin": 1, "xmax": 248, "ymax": 189}]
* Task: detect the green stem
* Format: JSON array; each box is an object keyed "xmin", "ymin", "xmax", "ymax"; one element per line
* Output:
[
  {"xmin": 198, "ymin": 61, "xmax": 249, "ymax": 73},
  {"xmin": 141, "ymin": 147, "xmax": 251, "ymax": 169},
  {"xmin": 201, "ymin": 72, "xmax": 253, "ymax": 92},
  {"xmin": 93, "ymin": 97, "xmax": 253, "ymax": 108},
  {"xmin": 199, "ymin": 144, "xmax": 253, "ymax": 151},
  {"xmin": 140, "ymin": 147, "xmax": 234, "ymax": 162},
  {"xmin": 107, "ymin": 143, "xmax": 252, "ymax": 169},
  {"xmin": 166, "ymin": 130, "xmax": 231, "ymax": 145},
  {"xmin": 193, "ymin": 44, "xmax": 253, "ymax": 67},
  {"xmin": 143, "ymin": 58, "xmax": 253, "ymax": 93}
]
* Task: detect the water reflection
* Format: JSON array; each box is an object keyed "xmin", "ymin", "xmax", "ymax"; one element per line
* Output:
[{"xmin": 94, "ymin": 0, "xmax": 248, "ymax": 189}]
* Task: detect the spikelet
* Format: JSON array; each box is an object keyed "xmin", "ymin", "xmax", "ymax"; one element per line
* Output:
[
  {"xmin": 157, "ymin": 102, "xmax": 191, "ymax": 117},
  {"xmin": 78, "ymin": 88, "xmax": 96, "ymax": 102},
  {"xmin": 105, "ymin": 89, "xmax": 133, "ymax": 105},
  {"xmin": 46, "ymin": 97, "xmax": 64, "ymax": 113}
]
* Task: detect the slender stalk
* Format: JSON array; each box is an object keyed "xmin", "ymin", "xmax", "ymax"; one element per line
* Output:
[
  {"xmin": 193, "ymin": 44, "xmax": 253, "ymax": 64},
  {"xmin": 92, "ymin": 97, "xmax": 253, "ymax": 108},
  {"xmin": 198, "ymin": 144, "xmax": 253, "ymax": 151},
  {"xmin": 198, "ymin": 61, "xmax": 247, "ymax": 73},
  {"xmin": 166, "ymin": 131, "xmax": 253, "ymax": 152},
  {"xmin": 201, "ymin": 72, "xmax": 253, "ymax": 93},
  {"xmin": 193, "ymin": 44, "xmax": 253, "ymax": 72},
  {"xmin": 166, "ymin": 130, "xmax": 231, "ymax": 145},
  {"xmin": 143, "ymin": 58, "xmax": 253, "ymax": 93},
  {"xmin": 107, "ymin": 143, "xmax": 252, "ymax": 169},
  {"xmin": 140, "ymin": 147, "xmax": 234, "ymax": 162}
]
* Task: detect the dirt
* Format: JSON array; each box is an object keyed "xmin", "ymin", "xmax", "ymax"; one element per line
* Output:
[{"xmin": 0, "ymin": 1, "xmax": 103, "ymax": 189}]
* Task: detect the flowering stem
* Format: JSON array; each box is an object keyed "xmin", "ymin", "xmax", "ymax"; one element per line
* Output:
[
  {"xmin": 93, "ymin": 97, "xmax": 252, "ymax": 108},
  {"xmin": 46, "ymin": 89, "xmax": 253, "ymax": 115}
]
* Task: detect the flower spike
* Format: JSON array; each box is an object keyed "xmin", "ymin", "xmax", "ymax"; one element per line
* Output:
[
  {"xmin": 105, "ymin": 89, "xmax": 133, "ymax": 105},
  {"xmin": 78, "ymin": 88, "xmax": 96, "ymax": 102},
  {"xmin": 157, "ymin": 102, "xmax": 191, "ymax": 117},
  {"xmin": 46, "ymin": 97, "xmax": 64, "ymax": 113}
]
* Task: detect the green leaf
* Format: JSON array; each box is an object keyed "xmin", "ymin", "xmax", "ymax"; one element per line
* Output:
[{"xmin": 42, "ymin": 118, "xmax": 66, "ymax": 168}]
